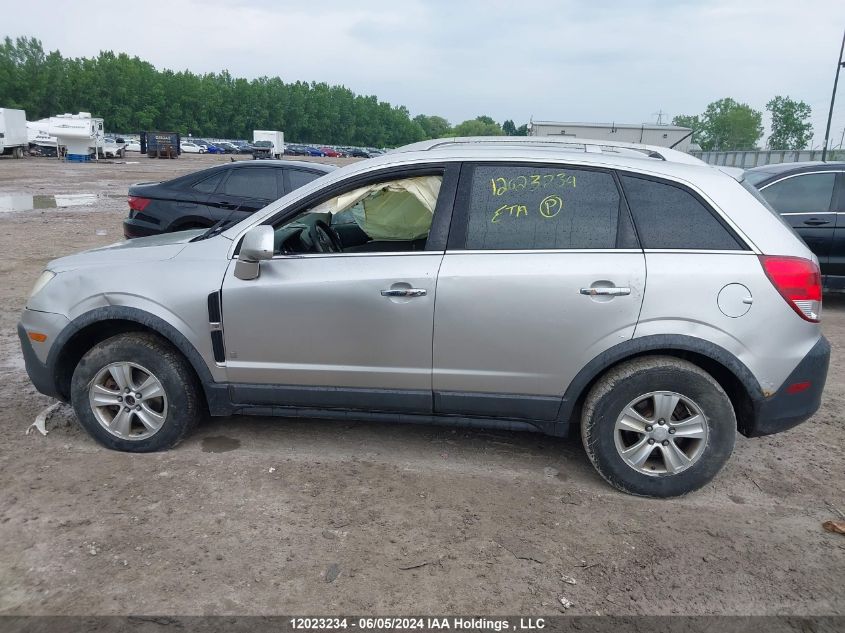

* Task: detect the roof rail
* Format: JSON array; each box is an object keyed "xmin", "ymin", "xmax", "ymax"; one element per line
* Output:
[{"xmin": 391, "ymin": 136, "xmax": 706, "ymax": 166}]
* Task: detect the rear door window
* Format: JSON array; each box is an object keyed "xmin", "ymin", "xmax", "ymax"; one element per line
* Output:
[
  {"xmin": 620, "ymin": 175, "xmax": 744, "ymax": 250},
  {"xmin": 287, "ymin": 169, "xmax": 323, "ymax": 193},
  {"xmin": 222, "ymin": 168, "xmax": 278, "ymax": 200},
  {"xmin": 462, "ymin": 165, "xmax": 621, "ymax": 250},
  {"xmin": 760, "ymin": 173, "xmax": 836, "ymax": 214},
  {"xmin": 192, "ymin": 171, "xmax": 225, "ymax": 193}
]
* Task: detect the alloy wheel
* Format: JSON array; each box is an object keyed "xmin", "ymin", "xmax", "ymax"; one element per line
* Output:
[
  {"xmin": 613, "ymin": 390, "xmax": 708, "ymax": 476},
  {"xmin": 88, "ymin": 362, "xmax": 168, "ymax": 440}
]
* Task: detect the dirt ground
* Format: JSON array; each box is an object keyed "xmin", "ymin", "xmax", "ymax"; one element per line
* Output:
[{"xmin": 0, "ymin": 154, "xmax": 843, "ymax": 617}]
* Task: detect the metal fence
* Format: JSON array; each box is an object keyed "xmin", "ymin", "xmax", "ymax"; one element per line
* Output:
[{"xmin": 690, "ymin": 149, "xmax": 845, "ymax": 168}]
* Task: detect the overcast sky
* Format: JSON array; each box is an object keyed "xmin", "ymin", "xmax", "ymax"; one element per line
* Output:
[{"xmin": 5, "ymin": 0, "xmax": 845, "ymax": 147}]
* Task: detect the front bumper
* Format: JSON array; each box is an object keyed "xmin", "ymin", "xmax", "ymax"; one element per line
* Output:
[
  {"xmin": 743, "ymin": 336, "xmax": 830, "ymax": 437},
  {"xmin": 18, "ymin": 317, "xmax": 66, "ymax": 401}
]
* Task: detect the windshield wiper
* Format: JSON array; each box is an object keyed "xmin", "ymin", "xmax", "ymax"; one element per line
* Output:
[{"xmin": 192, "ymin": 217, "xmax": 240, "ymax": 241}]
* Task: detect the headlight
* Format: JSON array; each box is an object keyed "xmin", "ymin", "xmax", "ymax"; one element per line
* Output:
[{"xmin": 29, "ymin": 270, "xmax": 56, "ymax": 298}]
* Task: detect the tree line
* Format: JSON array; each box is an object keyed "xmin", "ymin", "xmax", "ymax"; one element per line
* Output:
[
  {"xmin": 0, "ymin": 36, "xmax": 815, "ymax": 150},
  {"xmin": 0, "ymin": 36, "xmax": 527, "ymax": 147}
]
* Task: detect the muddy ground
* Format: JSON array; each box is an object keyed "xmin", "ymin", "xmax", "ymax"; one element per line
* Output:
[{"xmin": 0, "ymin": 154, "xmax": 843, "ymax": 616}]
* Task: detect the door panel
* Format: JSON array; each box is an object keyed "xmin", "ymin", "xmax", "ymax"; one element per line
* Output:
[
  {"xmin": 221, "ymin": 253, "xmax": 443, "ymax": 410},
  {"xmin": 432, "ymin": 252, "xmax": 645, "ymax": 419},
  {"xmin": 782, "ymin": 213, "xmax": 835, "ymax": 264},
  {"xmin": 828, "ymin": 173, "xmax": 845, "ymax": 278},
  {"xmin": 760, "ymin": 172, "xmax": 837, "ymax": 267}
]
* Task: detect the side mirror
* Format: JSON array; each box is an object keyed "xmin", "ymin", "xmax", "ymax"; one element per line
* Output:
[{"xmin": 234, "ymin": 225, "xmax": 274, "ymax": 280}]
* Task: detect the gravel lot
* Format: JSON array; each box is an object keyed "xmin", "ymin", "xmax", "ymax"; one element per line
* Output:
[{"xmin": 0, "ymin": 154, "xmax": 843, "ymax": 616}]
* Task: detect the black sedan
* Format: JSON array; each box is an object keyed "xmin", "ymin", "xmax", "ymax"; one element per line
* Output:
[
  {"xmin": 123, "ymin": 160, "xmax": 336, "ymax": 238},
  {"xmin": 745, "ymin": 161, "xmax": 845, "ymax": 291}
]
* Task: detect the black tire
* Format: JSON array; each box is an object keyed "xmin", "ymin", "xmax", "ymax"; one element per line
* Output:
[
  {"xmin": 70, "ymin": 333, "xmax": 203, "ymax": 452},
  {"xmin": 581, "ymin": 356, "xmax": 736, "ymax": 497}
]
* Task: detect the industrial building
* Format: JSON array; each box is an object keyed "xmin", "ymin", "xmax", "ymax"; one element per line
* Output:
[{"xmin": 528, "ymin": 121, "xmax": 694, "ymax": 151}]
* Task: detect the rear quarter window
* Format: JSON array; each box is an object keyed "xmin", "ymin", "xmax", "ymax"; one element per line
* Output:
[
  {"xmin": 620, "ymin": 175, "xmax": 744, "ymax": 250},
  {"xmin": 287, "ymin": 169, "xmax": 323, "ymax": 192},
  {"xmin": 192, "ymin": 171, "xmax": 225, "ymax": 193},
  {"xmin": 464, "ymin": 165, "xmax": 621, "ymax": 250}
]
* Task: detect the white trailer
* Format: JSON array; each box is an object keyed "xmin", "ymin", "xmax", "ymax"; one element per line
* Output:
[
  {"xmin": 0, "ymin": 108, "xmax": 28, "ymax": 158},
  {"xmin": 252, "ymin": 130, "xmax": 284, "ymax": 159}
]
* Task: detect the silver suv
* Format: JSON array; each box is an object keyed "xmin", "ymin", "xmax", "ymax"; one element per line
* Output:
[{"xmin": 19, "ymin": 137, "xmax": 830, "ymax": 497}]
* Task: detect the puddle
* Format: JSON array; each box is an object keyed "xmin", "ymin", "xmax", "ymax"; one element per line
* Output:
[
  {"xmin": 201, "ymin": 436, "xmax": 241, "ymax": 453},
  {"xmin": 0, "ymin": 193, "xmax": 97, "ymax": 212}
]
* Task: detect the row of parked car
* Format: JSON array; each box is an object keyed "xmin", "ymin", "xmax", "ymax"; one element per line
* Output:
[{"xmin": 123, "ymin": 138, "xmax": 384, "ymax": 158}]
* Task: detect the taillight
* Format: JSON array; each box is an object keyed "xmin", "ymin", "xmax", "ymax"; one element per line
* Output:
[
  {"xmin": 128, "ymin": 196, "xmax": 151, "ymax": 212},
  {"xmin": 758, "ymin": 255, "xmax": 821, "ymax": 322}
]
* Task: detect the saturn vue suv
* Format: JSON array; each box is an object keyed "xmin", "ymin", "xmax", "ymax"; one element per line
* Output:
[{"xmin": 19, "ymin": 137, "xmax": 830, "ymax": 497}]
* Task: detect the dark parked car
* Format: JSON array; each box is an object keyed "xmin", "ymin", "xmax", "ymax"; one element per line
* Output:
[
  {"xmin": 123, "ymin": 160, "xmax": 336, "ymax": 238},
  {"xmin": 284, "ymin": 144, "xmax": 309, "ymax": 156},
  {"xmin": 215, "ymin": 141, "xmax": 240, "ymax": 154},
  {"xmin": 345, "ymin": 147, "xmax": 372, "ymax": 158},
  {"xmin": 746, "ymin": 162, "xmax": 845, "ymax": 290}
]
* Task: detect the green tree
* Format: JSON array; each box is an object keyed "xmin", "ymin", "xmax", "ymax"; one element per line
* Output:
[
  {"xmin": 502, "ymin": 120, "xmax": 529, "ymax": 136},
  {"xmin": 413, "ymin": 114, "xmax": 451, "ymax": 139},
  {"xmin": 766, "ymin": 96, "xmax": 813, "ymax": 150},
  {"xmin": 674, "ymin": 98, "xmax": 763, "ymax": 151},
  {"xmin": 671, "ymin": 114, "xmax": 703, "ymax": 146},
  {"xmin": 452, "ymin": 115, "xmax": 503, "ymax": 136}
]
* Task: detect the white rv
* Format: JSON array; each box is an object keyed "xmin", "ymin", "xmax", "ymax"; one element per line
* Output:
[{"xmin": 48, "ymin": 112, "xmax": 105, "ymax": 159}]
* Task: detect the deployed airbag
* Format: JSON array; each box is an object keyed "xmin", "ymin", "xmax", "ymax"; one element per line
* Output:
[{"xmin": 312, "ymin": 176, "xmax": 441, "ymax": 241}]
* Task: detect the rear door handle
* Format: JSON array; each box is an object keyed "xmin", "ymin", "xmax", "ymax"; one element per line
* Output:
[
  {"xmin": 803, "ymin": 218, "xmax": 831, "ymax": 226},
  {"xmin": 580, "ymin": 287, "xmax": 631, "ymax": 296},
  {"xmin": 381, "ymin": 288, "xmax": 427, "ymax": 297}
]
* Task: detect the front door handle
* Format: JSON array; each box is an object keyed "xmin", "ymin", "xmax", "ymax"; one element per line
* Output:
[
  {"xmin": 803, "ymin": 218, "xmax": 831, "ymax": 226},
  {"xmin": 381, "ymin": 288, "xmax": 427, "ymax": 297},
  {"xmin": 580, "ymin": 287, "xmax": 631, "ymax": 296}
]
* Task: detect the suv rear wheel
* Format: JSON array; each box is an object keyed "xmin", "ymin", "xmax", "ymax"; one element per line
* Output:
[
  {"xmin": 581, "ymin": 356, "xmax": 736, "ymax": 497},
  {"xmin": 70, "ymin": 333, "xmax": 202, "ymax": 452}
]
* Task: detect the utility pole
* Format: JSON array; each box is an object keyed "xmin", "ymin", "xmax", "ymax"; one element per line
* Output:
[
  {"xmin": 653, "ymin": 109, "xmax": 667, "ymax": 125},
  {"xmin": 822, "ymin": 28, "xmax": 845, "ymax": 162}
]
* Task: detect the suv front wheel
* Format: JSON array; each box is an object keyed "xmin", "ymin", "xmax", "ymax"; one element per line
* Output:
[
  {"xmin": 581, "ymin": 356, "xmax": 736, "ymax": 497},
  {"xmin": 71, "ymin": 333, "xmax": 202, "ymax": 452}
]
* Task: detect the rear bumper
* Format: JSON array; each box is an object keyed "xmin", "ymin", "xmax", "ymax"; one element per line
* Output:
[
  {"xmin": 743, "ymin": 336, "xmax": 830, "ymax": 437},
  {"xmin": 123, "ymin": 218, "xmax": 162, "ymax": 239}
]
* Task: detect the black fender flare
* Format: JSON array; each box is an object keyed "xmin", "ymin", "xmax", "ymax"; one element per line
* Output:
[
  {"xmin": 556, "ymin": 334, "xmax": 764, "ymax": 424},
  {"xmin": 48, "ymin": 306, "xmax": 220, "ymax": 405}
]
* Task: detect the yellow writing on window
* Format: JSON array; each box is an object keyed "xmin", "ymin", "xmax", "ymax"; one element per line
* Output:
[
  {"xmin": 490, "ymin": 173, "xmax": 576, "ymax": 197},
  {"xmin": 491, "ymin": 203, "xmax": 528, "ymax": 223}
]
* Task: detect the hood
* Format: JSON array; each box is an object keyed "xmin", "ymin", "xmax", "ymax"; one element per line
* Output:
[{"xmin": 47, "ymin": 230, "xmax": 205, "ymax": 272}]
